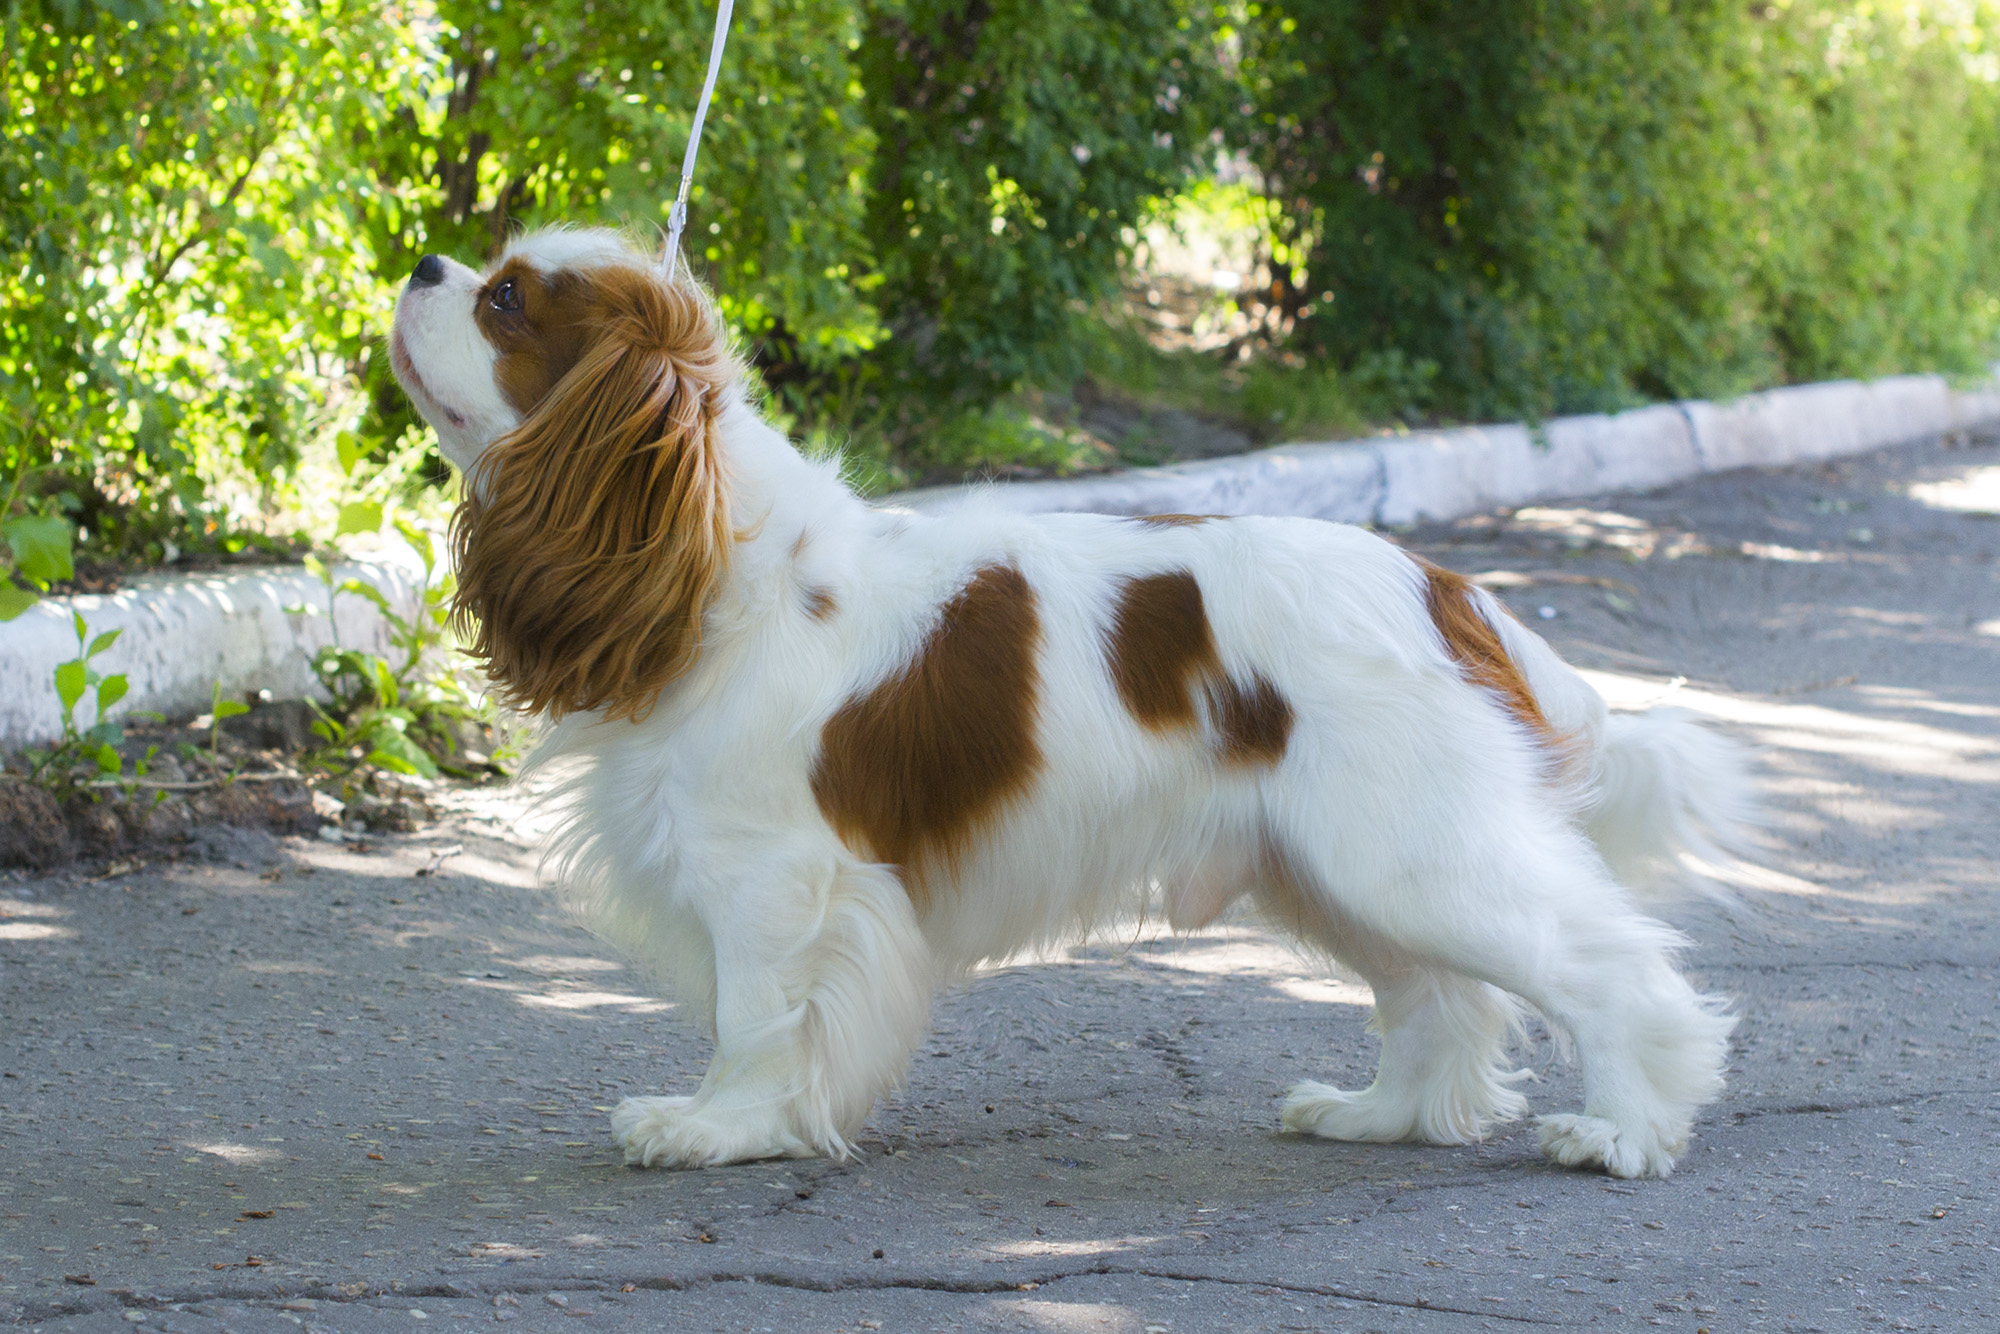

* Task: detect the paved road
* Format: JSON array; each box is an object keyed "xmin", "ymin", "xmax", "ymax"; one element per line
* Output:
[{"xmin": 4, "ymin": 434, "xmax": 1997, "ymax": 1333}]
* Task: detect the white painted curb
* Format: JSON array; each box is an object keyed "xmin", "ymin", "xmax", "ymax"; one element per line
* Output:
[
  {"xmin": 0, "ymin": 558, "xmax": 424, "ymax": 750},
  {"xmin": 902, "ymin": 373, "xmax": 2000, "ymax": 526}
]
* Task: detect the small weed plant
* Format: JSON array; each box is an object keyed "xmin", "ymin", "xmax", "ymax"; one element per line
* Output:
[
  {"xmin": 300, "ymin": 517, "xmax": 499, "ymax": 781},
  {"xmin": 19, "ymin": 614, "xmax": 166, "ymax": 797}
]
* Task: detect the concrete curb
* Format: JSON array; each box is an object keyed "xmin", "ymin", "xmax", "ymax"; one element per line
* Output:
[
  {"xmin": 0, "ymin": 557, "xmax": 424, "ymax": 750},
  {"xmin": 901, "ymin": 372, "xmax": 2000, "ymax": 525}
]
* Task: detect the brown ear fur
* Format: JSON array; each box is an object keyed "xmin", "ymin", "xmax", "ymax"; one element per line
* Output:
[{"xmin": 451, "ymin": 268, "xmax": 733, "ymax": 721}]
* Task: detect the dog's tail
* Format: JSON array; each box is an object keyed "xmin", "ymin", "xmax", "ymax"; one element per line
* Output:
[
  {"xmin": 1421, "ymin": 561, "xmax": 1757, "ymax": 896},
  {"xmin": 1578, "ymin": 707, "xmax": 1758, "ymax": 893}
]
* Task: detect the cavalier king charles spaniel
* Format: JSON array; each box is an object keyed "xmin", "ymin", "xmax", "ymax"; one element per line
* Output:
[{"xmin": 390, "ymin": 228, "xmax": 1752, "ymax": 1179}]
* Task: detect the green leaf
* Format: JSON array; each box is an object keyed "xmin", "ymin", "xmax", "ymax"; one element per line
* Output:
[
  {"xmin": 304, "ymin": 554, "xmax": 329, "ymax": 584},
  {"xmin": 336, "ymin": 431, "xmax": 370, "ymax": 477},
  {"xmin": 85, "ymin": 721, "xmax": 124, "ymax": 748},
  {"xmin": 365, "ymin": 747, "xmax": 422, "ymax": 776},
  {"xmin": 97, "ymin": 674, "xmax": 129, "ymax": 712},
  {"xmin": 366, "ymin": 728, "xmax": 438, "ymax": 779},
  {"xmin": 0, "ymin": 585, "xmax": 37, "ymax": 621},
  {"xmin": 95, "ymin": 743, "xmax": 123, "ymax": 775},
  {"xmin": 2, "ymin": 515, "xmax": 74, "ymax": 587},
  {"xmin": 333, "ymin": 577, "xmax": 393, "ymax": 614},
  {"xmin": 87, "ymin": 628, "xmax": 122, "ymax": 657},
  {"xmin": 54, "ymin": 659, "xmax": 87, "ymax": 712},
  {"xmin": 213, "ymin": 699, "xmax": 251, "ymax": 720},
  {"xmin": 336, "ymin": 501, "xmax": 383, "ymax": 536}
]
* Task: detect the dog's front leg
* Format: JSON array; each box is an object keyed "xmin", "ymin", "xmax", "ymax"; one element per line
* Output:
[{"xmin": 611, "ymin": 856, "xmax": 933, "ymax": 1167}]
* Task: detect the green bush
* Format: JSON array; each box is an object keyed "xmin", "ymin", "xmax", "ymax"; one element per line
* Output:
[
  {"xmin": 853, "ymin": 0, "xmax": 1225, "ymax": 403},
  {"xmin": 1237, "ymin": 0, "xmax": 2000, "ymax": 420},
  {"xmin": 2, "ymin": 0, "xmax": 423, "ymax": 574}
]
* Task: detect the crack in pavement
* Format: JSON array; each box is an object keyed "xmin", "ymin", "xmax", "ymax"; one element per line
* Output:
[
  {"xmin": 4, "ymin": 1262, "xmax": 1573, "ymax": 1327},
  {"xmin": 1724, "ymin": 1087, "xmax": 1995, "ymax": 1122}
]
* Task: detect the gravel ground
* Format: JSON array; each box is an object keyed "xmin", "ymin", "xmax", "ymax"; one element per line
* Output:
[{"xmin": 3, "ymin": 433, "xmax": 1997, "ymax": 1333}]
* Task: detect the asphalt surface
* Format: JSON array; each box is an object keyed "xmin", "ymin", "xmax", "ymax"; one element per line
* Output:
[{"xmin": 4, "ymin": 433, "xmax": 1997, "ymax": 1333}]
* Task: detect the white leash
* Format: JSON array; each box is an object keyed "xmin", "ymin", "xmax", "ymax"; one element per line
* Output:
[{"xmin": 662, "ymin": 0, "xmax": 736, "ymax": 283}]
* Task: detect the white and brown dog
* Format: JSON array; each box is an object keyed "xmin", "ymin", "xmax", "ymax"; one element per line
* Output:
[{"xmin": 390, "ymin": 228, "xmax": 1752, "ymax": 1179}]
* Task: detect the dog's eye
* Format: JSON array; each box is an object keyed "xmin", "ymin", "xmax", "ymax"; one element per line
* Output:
[{"xmin": 489, "ymin": 279, "xmax": 523, "ymax": 314}]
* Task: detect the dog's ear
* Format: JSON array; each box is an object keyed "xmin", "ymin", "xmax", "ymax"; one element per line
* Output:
[{"xmin": 451, "ymin": 270, "xmax": 733, "ymax": 722}]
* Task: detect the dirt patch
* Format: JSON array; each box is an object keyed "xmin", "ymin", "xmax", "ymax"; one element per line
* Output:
[
  {"xmin": 0, "ymin": 774, "xmax": 322, "ymax": 871},
  {"xmin": 0, "ymin": 781, "xmax": 70, "ymax": 867}
]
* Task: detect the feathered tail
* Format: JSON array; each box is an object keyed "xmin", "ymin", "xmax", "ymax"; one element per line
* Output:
[{"xmin": 1432, "ymin": 567, "xmax": 1759, "ymax": 896}]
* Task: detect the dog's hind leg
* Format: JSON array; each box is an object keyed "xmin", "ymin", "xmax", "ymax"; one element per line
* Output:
[
  {"xmin": 1265, "ymin": 888, "xmax": 1528, "ymax": 1145},
  {"xmin": 611, "ymin": 854, "xmax": 933, "ymax": 1168},
  {"xmin": 1271, "ymin": 807, "xmax": 1731, "ymax": 1178}
]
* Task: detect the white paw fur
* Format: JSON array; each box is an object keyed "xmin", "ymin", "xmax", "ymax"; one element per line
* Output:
[
  {"xmin": 610, "ymin": 1095, "xmax": 812, "ymax": 1169},
  {"xmin": 1282, "ymin": 1077, "xmax": 1527, "ymax": 1145},
  {"xmin": 1535, "ymin": 1112, "xmax": 1684, "ymax": 1179}
]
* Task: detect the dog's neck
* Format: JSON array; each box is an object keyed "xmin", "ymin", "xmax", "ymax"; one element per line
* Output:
[{"xmin": 705, "ymin": 387, "xmax": 883, "ymax": 631}]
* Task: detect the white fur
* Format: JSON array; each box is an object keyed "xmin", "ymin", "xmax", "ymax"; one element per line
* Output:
[{"xmin": 391, "ymin": 229, "xmax": 1753, "ymax": 1179}]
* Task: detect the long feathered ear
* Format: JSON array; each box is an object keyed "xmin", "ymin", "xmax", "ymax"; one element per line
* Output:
[{"xmin": 451, "ymin": 269, "xmax": 733, "ymax": 722}]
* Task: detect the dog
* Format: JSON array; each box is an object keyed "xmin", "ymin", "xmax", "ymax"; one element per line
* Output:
[{"xmin": 390, "ymin": 227, "xmax": 1752, "ymax": 1179}]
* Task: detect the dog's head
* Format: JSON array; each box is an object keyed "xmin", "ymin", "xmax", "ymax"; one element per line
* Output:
[{"xmin": 389, "ymin": 229, "xmax": 734, "ymax": 721}]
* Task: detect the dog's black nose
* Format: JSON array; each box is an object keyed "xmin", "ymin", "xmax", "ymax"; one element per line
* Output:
[{"xmin": 410, "ymin": 254, "xmax": 445, "ymax": 288}]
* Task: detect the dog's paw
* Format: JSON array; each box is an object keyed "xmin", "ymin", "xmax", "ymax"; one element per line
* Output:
[
  {"xmin": 1281, "ymin": 1081, "xmax": 1418, "ymax": 1143},
  {"xmin": 1535, "ymin": 1113, "xmax": 1677, "ymax": 1179},
  {"xmin": 610, "ymin": 1095, "xmax": 808, "ymax": 1168}
]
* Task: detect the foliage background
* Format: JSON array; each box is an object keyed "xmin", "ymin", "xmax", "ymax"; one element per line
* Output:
[
  {"xmin": 4, "ymin": 0, "xmax": 1998, "ymax": 606},
  {"xmin": 1237, "ymin": 0, "xmax": 2000, "ymax": 422}
]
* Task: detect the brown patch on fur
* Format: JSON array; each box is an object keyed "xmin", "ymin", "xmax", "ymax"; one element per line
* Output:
[
  {"xmin": 1212, "ymin": 672, "xmax": 1292, "ymax": 765},
  {"xmin": 1107, "ymin": 571, "xmax": 1294, "ymax": 766},
  {"xmin": 804, "ymin": 586, "xmax": 837, "ymax": 621},
  {"xmin": 477, "ymin": 258, "xmax": 604, "ymax": 416},
  {"xmin": 451, "ymin": 265, "xmax": 734, "ymax": 721},
  {"xmin": 1419, "ymin": 559, "xmax": 1558, "ymax": 745},
  {"xmin": 1108, "ymin": 570, "xmax": 1209, "ymax": 730},
  {"xmin": 1129, "ymin": 513, "xmax": 1212, "ymax": 528},
  {"xmin": 811, "ymin": 565, "xmax": 1043, "ymax": 911}
]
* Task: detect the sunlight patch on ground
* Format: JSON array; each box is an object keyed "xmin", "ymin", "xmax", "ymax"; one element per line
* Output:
[
  {"xmin": 0, "ymin": 897, "xmax": 64, "ymax": 917},
  {"xmin": 1739, "ymin": 541, "xmax": 1839, "ymax": 563},
  {"xmin": 986, "ymin": 1298, "xmax": 1150, "ymax": 1333},
  {"xmin": 457, "ymin": 974, "xmax": 670, "ymax": 1015},
  {"xmin": 1909, "ymin": 464, "xmax": 2000, "ymax": 515},
  {"xmin": 505, "ymin": 954, "xmax": 626, "ymax": 974},
  {"xmin": 0, "ymin": 921, "xmax": 74, "ymax": 942},
  {"xmin": 1130, "ymin": 931, "xmax": 1316, "ymax": 978},
  {"xmin": 188, "ymin": 1142, "xmax": 287, "ymax": 1166},
  {"xmin": 1694, "ymin": 858, "xmax": 1837, "ymax": 899},
  {"xmin": 1756, "ymin": 772, "xmax": 1943, "ymax": 834},
  {"xmin": 1510, "ymin": 506, "xmax": 1662, "ymax": 557},
  {"xmin": 1581, "ymin": 670, "xmax": 2000, "ymax": 785},
  {"xmin": 1, "ymin": 899, "xmax": 71, "ymax": 941},
  {"xmin": 1124, "ymin": 931, "xmax": 1371, "ymax": 1005},
  {"xmin": 513, "ymin": 989, "xmax": 670, "ymax": 1013},
  {"xmin": 1270, "ymin": 976, "xmax": 1376, "ymax": 1006},
  {"xmin": 1854, "ymin": 685, "xmax": 2000, "ymax": 721},
  {"xmin": 987, "ymin": 1235, "xmax": 1168, "ymax": 1260}
]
